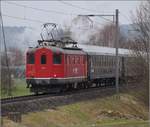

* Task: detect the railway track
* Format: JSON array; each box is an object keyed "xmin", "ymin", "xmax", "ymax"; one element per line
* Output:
[
  {"xmin": 1, "ymin": 94, "xmax": 50, "ymax": 105},
  {"xmin": 1, "ymin": 84, "xmax": 135, "ymax": 116},
  {"xmin": 1, "ymin": 86, "xmax": 114, "ymax": 105}
]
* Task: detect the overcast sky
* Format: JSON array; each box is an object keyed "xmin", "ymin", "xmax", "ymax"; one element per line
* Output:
[{"xmin": 1, "ymin": 1, "xmax": 141, "ymax": 28}]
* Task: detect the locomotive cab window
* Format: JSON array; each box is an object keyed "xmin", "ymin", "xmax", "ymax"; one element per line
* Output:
[
  {"xmin": 53, "ymin": 53, "xmax": 61, "ymax": 64},
  {"xmin": 41, "ymin": 54, "xmax": 46, "ymax": 64},
  {"xmin": 27, "ymin": 53, "xmax": 34, "ymax": 64}
]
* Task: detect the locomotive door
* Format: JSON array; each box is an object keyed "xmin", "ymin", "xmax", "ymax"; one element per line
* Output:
[{"xmin": 37, "ymin": 51, "xmax": 51, "ymax": 78}]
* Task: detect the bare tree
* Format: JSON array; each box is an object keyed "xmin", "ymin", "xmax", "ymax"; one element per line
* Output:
[
  {"xmin": 100, "ymin": 24, "xmax": 115, "ymax": 47},
  {"xmin": 88, "ymin": 23, "xmax": 126, "ymax": 47},
  {"xmin": 132, "ymin": 1, "xmax": 150, "ymax": 60},
  {"xmin": 1, "ymin": 52, "xmax": 12, "ymax": 95},
  {"xmin": 130, "ymin": 0, "xmax": 149, "ymax": 104},
  {"xmin": 131, "ymin": 0, "xmax": 149, "ymax": 81},
  {"xmin": 8, "ymin": 47, "xmax": 24, "ymax": 66}
]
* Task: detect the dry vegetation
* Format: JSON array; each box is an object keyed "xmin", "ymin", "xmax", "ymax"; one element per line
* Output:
[
  {"xmin": 1, "ymin": 47, "xmax": 25, "ymax": 96},
  {"xmin": 130, "ymin": 0, "xmax": 149, "ymax": 106},
  {"xmin": 2, "ymin": 86, "xmax": 149, "ymax": 127}
]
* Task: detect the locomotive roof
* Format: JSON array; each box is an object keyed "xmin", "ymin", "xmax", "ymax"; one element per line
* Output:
[
  {"xmin": 78, "ymin": 44, "xmax": 131, "ymax": 57},
  {"xmin": 27, "ymin": 45, "xmax": 86, "ymax": 55}
]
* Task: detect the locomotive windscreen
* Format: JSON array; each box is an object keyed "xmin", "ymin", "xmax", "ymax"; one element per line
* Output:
[
  {"xmin": 27, "ymin": 53, "xmax": 35, "ymax": 64},
  {"xmin": 53, "ymin": 53, "xmax": 61, "ymax": 64}
]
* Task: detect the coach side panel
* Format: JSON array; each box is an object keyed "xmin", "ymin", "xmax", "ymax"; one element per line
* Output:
[{"xmin": 88, "ymin": 54, "xmax": 123, "ymax": 80}]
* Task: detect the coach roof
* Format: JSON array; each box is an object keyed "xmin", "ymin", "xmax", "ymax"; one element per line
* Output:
[{"xmin": 77, "ymin": 44, "xmax": 131, "ymax": 57}]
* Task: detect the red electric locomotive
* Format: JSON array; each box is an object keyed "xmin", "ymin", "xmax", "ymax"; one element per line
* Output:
[{"xmin": 26, "ymin": 40, "xmax": 87, "ymax": 94}]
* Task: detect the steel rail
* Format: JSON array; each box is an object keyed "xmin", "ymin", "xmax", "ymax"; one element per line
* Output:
[
  {"xmin": 1, "ymin": 83, "xmax": 137, "ymax": 106},
  {"xmin": 1, "ymin": 85, "xmax": 116, "ymax": 105}
]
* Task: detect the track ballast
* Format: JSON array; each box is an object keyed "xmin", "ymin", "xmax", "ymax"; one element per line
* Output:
[{"xmin": 1, "ymin": 85, "xmax": 132, "ymax": 116}]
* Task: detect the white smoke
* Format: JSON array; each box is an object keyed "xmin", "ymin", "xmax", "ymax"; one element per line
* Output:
[
  {"xmin": 71, "ymin": 26, "xmax": 99, "ymax": 44},
  {"xmin": 19, "ymin": 27, "xmax": 41, "ymax": 49},
  {"xmin": 70, "ymin": 16, "xmax": 100, "ymax": 44}
]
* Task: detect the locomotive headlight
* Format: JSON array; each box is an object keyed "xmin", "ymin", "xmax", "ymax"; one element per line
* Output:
[{"xmin": 54, "ymin": 74, "xmax": 57, "ymax": 78}]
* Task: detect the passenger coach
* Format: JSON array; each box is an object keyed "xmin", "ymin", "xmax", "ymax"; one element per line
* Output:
[{"xmin": 78, "ymin": 44, "xmax": 132, "ymax": 86}]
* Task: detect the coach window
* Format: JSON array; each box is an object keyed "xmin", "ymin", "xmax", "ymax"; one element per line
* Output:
[
  {"xmin": 101, "ymin": 56, "xmax": 103, "ymax": 66},
  {"xmin": 104, "ymin": 56, "xmax": 106, "ymax": 66},
  {"xmin": 111, "ymin": 57, "xmax": 113, "ymax": 66},
  {"xmin": 53, "ymin": 53, "xmax": 61, "ymax": 64},
  {"xmin": 105, "ymin": 56, "xmax": 107, "ymax": 66},
  {"xmin": 106, "ymin": 56, "xmax": 108, "ymax": 66},
  {"xmin": 99, "ymin": 56, "xmax": 101, "ymax": 66},
  {"xmin": 109, "ymin": 56, "xmax": 111, "ymax": 66},
  {"xmin": 41, "ymin": 54, "xmax": 46, "ymax": 64},
  {"xmin": 107, "ymin": 56, "xmax": 109, "ymax": 66},
  {"xmin": 27, "ymin": 53, "xmax": 34, "ymax": 64},
  {"xmin": 98, "ymin": 56, "xmax": 100, "ymax": 66}
]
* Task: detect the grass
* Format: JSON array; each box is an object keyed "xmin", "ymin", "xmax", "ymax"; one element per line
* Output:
[
  {"xmin": 0, "ymin": 78, "xmax": 31, "ymax": 98},
  {"xmin": 2, "ymin": 91, "xmax": 149, "ymax": 127},
  {"xmin": 1, "ymin": 82, "xmax": 149, "ymax": 127},
  {"xmin": 2, "ymin": 118, "xmax": 149, "ymax": 127},
  {"xmin": 96, "ymin": 119, "xmax": 149, "ymax": 127}
]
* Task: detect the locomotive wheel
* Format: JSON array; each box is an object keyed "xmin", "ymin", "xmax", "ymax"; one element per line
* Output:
[{"xmin": 84, "ymin": 84, "xmax": 87, "ymax": 89}]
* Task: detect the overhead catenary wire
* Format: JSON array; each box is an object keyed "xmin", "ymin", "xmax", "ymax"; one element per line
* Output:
[
  {"xmin": 59, "ymin": 0, "xmax": 99, "ymax": 14},
  {"xmin": 59, "ymin": 0, "xmax": 114, "ymax": 23},
  {"xmin": 1, "ymin": 13, "xmax": 42, "ymax": 47},
  {"xmin": 2, "ymin": 1, "xmax": 80, "ymax": 25},
  {"xmin": 3, "ymin": 1, "xmax": 114, "ymax": 27},
  {"xmin": 2, "ymin": 13, "xmax": 46, "ymax": 23},
  {"xmin": 96, "ymin": 16, "xmax": 114, "ymax": 23},
  {"xmin": 5, "ymin": 1, "xmax": 77, "ymax": 16}
]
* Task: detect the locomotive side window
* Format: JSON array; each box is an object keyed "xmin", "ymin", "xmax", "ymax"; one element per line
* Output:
[
  {"xmin": 65, "ymin": 55, "xmax": 67, "ymax": 64},
  {"xmin": 72, "ymin": 57, "xmax": 75, "ymax": 64},
  {"xmin": 68, "ymin": 56, "xmax": 71, "ymax": 64},
  {"xmin": 53, "ymin": 53, "xmax": 61, "ymax": 64},
  {"xmin": 77, "ymin": 56, "xmax": 79, "ymax": 64},
  {"xmin": 27, "ymin": 53, "xmax": 34, "ymax": 64},
  {"xmin": 41, "ymin": 54, "xmax": 46, "ymax": 64},
  {"xmin": 83, "ymin": 56, "xmax": 85, "ymax": 64}
]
